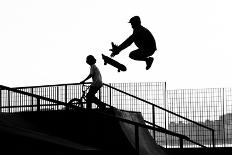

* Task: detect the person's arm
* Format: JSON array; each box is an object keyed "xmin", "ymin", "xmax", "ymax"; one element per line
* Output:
[
  {"xmin": 110, "ymin": 35, "xmax": 134, "ymax": 57},
  {"xmin": 118, "ymin": 35, "xmax": 134, "ymax": 52},
  {"xmin": 80, "ymin": 73, "xmax": 92, "ymax": 84}
]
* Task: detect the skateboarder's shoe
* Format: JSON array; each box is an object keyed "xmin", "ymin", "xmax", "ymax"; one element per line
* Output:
[{"xmin": 146, "ymin": 57, "xmax": 154, "ymax": 70}]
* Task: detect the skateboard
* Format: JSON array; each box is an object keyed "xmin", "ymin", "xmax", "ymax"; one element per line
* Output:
[{"xmin": 102, "ymin": 54, "xmax": 127, "ymax": 72}]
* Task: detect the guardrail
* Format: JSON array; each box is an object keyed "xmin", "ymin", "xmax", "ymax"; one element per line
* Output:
[
  {"xmin": 0, "ymin": 85, "xmax": 207, "ymax": 150},
  {"xmin": 14, "ymin": 82, "xmax": 215, "ymax": 148},
  {"xmin": 102, "ymin": 83, "xmax": 215, "ymax": 147}
]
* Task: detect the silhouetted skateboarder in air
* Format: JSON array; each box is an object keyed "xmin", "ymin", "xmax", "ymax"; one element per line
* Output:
[
  {"xmin": 80, "ymin": 55, "xmax": 105, "ymax": 110},
  {"xmin": 110, "ymin": 16, "xmax": 157, "ymax": 70}
]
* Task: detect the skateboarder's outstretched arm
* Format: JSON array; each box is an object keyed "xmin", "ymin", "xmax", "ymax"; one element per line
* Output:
[
  {"xmin": 110, "ymin": 35, "xmax": 134, "ymax": 57},
  {"xmin": 118, "ymin": 35, "xmax": 134, "ymax": 51}
]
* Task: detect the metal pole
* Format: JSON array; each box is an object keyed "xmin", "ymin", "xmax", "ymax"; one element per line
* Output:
[
  {"xmin": 0, "ymin": 89, "xmax": 2, "ymax": 113},
  {"xmin": 64, "ymin": 85, "xmax": 67, "ymax": 103},
  {"xmin": 37, "ymin": 98, "xmax": 40, "ymax": 112},
  {"xmin": 135, "ymin": 125, "xmax": 140, "ymax": 154},
  {"xmin": 56, "ymin": 86, "xmax": 59, "ymax": 110},
  {"xmin": 164, "ymin": 82, "xmax": 167, "ymax": 148},
  {"xmin": 31, "ymin": 88, "xmax": 34, "ymax": 111},
  {"xmin": 212, "ymin": 129, "xmax": 215, "ymax": 147},
  {"xmin": 152, "ymin": 105, "xmax": 156, "ymax": 140},
  {"xmin": 222, "ymin": 88, "xmax": 226, "ymax": 147},
  {"xmin": 179, "ymin": 138, "xmax": 183, "ymax": 148},
  {"xmin": 109, "ymin": 83, "xmax": 112, "ymax": 106},
  {"xmin": 8, "ymin": 90, "xmax": 11, "ymax": 113},
  {"xmin": 99, "ymin": 88, "xmax": 102, "ymax": 102}
]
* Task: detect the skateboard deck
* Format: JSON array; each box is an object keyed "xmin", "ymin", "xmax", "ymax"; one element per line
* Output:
[{"xmin": 102, "ymin": 54, "xmax": 127, "ymax": 72}]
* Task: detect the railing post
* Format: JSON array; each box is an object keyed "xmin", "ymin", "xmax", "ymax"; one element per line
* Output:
[
  {"xmin": 56, "ymin": 86, "xmax": 59, "ymax": 110},
  {"xmin": 0, "ymin": 89, "xmax": 2, "ymax": 113},
  {"xmin": 109, "ymin": 83, "xmax": 112, "ymax": 106},
  {"xmin": 152, "ymin": 105, "xmax": 156, "ymax": 140},
  {"xmin": 37, "ymin": 97, "xmax": 40, "ymax": 112},
  {"xmin": 8, "ymin": 90, "xmax": 11, "ymax": 113},
  {"xmin": 212, "ymin": 129, "xmax": 215, "ymax": 147},
  {"xmin": 31, "ymin": 88, "xmax": 34, "ymax": 111},
  {"xmin": 135, "ymin": 125, "xmax": 140, "ymax": 154},
  {"xmin": 179, "ymin": 137, "xmax": 183, "ymax": 148},
  {"xmin": 64, "ymin": 85, "xmax": 67, "ymax": 103},
  {"xmin": 164, "ymin": 82, "xmax": 167, "ymax": 147},
  {"xmin": 98, "ymin": 88, "xmax": 102, "ymax": 102}
]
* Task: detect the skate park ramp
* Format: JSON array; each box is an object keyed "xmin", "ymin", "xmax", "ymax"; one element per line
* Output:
[
  {"xmin": 0, "ymin": 112, "xmax": 101, "ymax": 154},
  {"xmin": 114, "ymin": 109, "xmax": 167, "ymax": 155},
  {"xmin": 0, "ymin": 108, "xmax": 167, "ymax": 155}
]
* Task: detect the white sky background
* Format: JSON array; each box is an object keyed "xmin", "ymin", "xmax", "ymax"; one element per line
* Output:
[{"xmin": 1, "ymin": 0, "xmax": 232, "ymax": 89}]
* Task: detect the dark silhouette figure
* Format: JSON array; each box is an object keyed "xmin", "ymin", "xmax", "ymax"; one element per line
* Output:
[
  {"xmin": 110, "ymin": 16, "xmax": 157, "ymax": 70},
  {"xmin": 80, "ymin": 55, "xmax": 105, "ymax": 109}
]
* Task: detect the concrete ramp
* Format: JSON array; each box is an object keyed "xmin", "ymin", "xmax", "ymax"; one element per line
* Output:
[
  {"xmin": 0, "ymin": 113, "xmax": 101, "ymax": 154},
  {"xmin": 114, "ymin": 109, "xmax": 167, "ymax": 155},
  {"xmin": 0, "ymin": 109, "xmax": 167, "ymax": 155}
]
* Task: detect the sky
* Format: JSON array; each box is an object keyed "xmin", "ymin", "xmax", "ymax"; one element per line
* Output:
[{"xmin": 1, "ymin": 0, "xmax": 232, "ymax": 90}]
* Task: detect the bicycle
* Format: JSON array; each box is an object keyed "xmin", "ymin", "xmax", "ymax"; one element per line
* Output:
[
  {"xmin": 67, "ymin": 83, "xmax": 90, "ymax": 110},
  {"xmin": 67, "ymin": 83, "xmax": 111, "ymax": 110}
]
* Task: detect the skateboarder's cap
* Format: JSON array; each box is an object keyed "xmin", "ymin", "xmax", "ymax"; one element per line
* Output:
[{"xmin": 129, "ymin": 16, "xmax": 141, "ymax": 24}]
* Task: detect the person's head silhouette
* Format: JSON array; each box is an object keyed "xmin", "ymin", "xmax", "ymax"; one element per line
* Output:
[
  {"xmin": 86, "ymin": 55, "xmax": 96, "ymax": 65},
  {"xmin": 129, "ymin": 16, "xmax": 141, "ymax": 29}
]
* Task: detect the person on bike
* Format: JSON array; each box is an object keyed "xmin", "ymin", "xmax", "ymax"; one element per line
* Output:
[
  {"xmin": 110, "ymin": 16, "xmax": 157, "ymax": 70},
  {"xmin": 80, "ymin": 55, "xmax": 105, "ymax": 109}
]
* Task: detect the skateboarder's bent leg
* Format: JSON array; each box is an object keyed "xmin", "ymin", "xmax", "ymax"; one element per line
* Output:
[
  {"xmin": 86, "ymin": 86, "xmax": 103, "ymax": 109},
  {"xmin": 129, "ymin": 48, "xmax": 155, "ymax": 70}
]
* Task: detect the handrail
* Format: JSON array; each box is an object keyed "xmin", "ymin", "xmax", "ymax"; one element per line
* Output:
[
  {"xmin": 103, "ymin": 83, "xmax": 215, "ymax": 147},
  {"xmin": 144, "ymin": 120, "xmax": 206, "ymax": 148},
  {"xmin": 15, "ymin": 82, "xmax": 91, "ymax": 89},
  {"xmin": 103, "ymin": 83, "xmax": 213, "ymax": 131},
  {"xmin": 0, "ymin": 85, "xmax": 206, "ymax": 150},
  {"xmin": 0, "ymin": 85, "xmax": 66, "ymax": 107}
]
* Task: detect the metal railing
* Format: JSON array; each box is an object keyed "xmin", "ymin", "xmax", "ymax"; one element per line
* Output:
[
  {"xmin": 101, "ymin": 83, "xmax": 215, "ymax": 148},
  {"xmin": 13, "ymin": 82, "xmax": 215, "ymax": 148},
  {"xmin": 167, "ymin": 88, "xmax": 232, "ymax": 147},
  {"xmin": 0, "ymin": 85, "xmax": 205, "ymax": 152}
]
